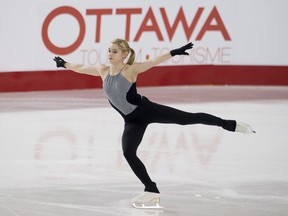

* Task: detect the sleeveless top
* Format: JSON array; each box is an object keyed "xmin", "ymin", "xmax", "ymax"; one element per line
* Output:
[{"xmin": 103, "ymin": 71, "xmax": 142, "ymax": 116}]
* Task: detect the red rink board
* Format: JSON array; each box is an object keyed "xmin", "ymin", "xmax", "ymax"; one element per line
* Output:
[{"xmin": 1, "ymin": 65, "xmax": 287, "ymax": 92}]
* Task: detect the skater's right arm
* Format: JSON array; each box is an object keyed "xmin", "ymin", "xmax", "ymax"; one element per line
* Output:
[
  {"xmin": 53, "ymin": 56, "xmax": 104, "ymax": 77},
  {"xmin": 65, "ymin": 62, "xmax": 103, "ymax": 76}
]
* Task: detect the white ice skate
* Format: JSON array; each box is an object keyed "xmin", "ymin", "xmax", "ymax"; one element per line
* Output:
[
  {"xmin": 235, "ymin": 121, "xmax": 256, "ymax": 134},
  {"xmin": 132, "ymin": 192, "xmax": 163, "ymax": 209}
]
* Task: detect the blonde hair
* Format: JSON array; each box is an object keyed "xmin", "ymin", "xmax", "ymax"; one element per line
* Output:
[{"xmin": 111, "ymin": 38, "xmax": 135, "ymax": 65}]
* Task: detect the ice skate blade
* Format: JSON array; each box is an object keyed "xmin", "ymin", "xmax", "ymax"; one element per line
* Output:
[{"xmin": 132, "ymin": 203, "xmax": 163, "ymax": 209}]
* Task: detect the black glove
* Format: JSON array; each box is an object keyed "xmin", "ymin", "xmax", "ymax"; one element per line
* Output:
[
  {"xmin": 170, "ymin": 42, "xmax": 193, "ymax": 57},
  {"xmin": 53, "ymin": 56, "xmax": 67, "ymax": 68}
]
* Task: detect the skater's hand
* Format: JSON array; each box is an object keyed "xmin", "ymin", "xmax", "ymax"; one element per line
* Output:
[
  {"xmin": 170, "ymin": 42, "xmax": 193, "ymax": 56},
  {"xmin": 53, "ymin": 56, "xmax": 67, "ymax": 68}
]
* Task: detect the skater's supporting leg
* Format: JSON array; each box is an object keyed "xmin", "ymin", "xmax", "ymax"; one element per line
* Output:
[{"xmin": 122, "ymin": 122, "xmax": 159, "ymax": 193}]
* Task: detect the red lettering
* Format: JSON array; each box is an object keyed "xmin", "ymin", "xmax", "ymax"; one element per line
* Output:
[
  {"xmin": 196, "ymin": 6, "xmax": 231, "ymax": 41},
  {"xmin": 42, "ymin": 6, "xmax": 85, "ymax": 55},
  {"xmin": 86, "ymin": 9, "xmax": 113, "ymax": 42},
  {"xmin": 161, "ymin": 7, "xmax": 204, "ymax": 41},
  {"xmin": 116, "ymin": 8, "xmax": 142, "ymax": 41},
  {"xmin": 134, "ymin": 7, "xmax": 164, "ymax": 42},
  {"xmin": 42, "ymin": 6, "xmax": 232, "ymax": 55}
]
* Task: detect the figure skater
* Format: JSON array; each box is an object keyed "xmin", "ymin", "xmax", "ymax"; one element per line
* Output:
[{"xmin": 53, "ymin": 39, "xmax": 255, "ymax": 208}]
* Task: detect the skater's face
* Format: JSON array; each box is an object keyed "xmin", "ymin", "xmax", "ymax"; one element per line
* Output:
[{"xmin": 108, "ymin": 43, "xmax": 128, "ymax": 64}]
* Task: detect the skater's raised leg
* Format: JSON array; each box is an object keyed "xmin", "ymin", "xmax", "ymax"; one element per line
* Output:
[
  {"xmin": 140, "ymin": 98, "xmax": 236, "ymax": 131},
  {"xmin": 139, "ymin": 98, "xmax": 256, "ymax": 133}
]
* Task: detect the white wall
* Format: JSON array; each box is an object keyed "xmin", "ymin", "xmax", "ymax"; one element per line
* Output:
[{"xmin": 0, "ymin": 0, "xmax": 288, "ymax": 72}]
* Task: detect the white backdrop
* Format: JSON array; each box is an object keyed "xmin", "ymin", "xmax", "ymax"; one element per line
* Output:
[{"xmin": 0, "ymin": 0, "xmax": 288, "ymax": 72}]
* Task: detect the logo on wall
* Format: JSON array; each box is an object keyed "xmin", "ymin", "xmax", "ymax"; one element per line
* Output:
[{"xmin": 42, "ymin": 5, "xmax": 232, "ymax": 64}]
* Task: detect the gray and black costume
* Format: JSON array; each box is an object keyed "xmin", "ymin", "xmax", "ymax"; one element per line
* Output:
[{"xmin": 103, "ymin": 71, "xmax": 236, "ymax": 193}]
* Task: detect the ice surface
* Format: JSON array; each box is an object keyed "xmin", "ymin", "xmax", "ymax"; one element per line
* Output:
[{"xmin": 0, "ymin": 86, "xmax": 287, "ymax": 216}]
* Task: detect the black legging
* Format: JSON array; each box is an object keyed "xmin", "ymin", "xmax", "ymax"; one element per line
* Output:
[{"xmin": 121, "ymin": 97, "xmax": 236, "ymax": 193}]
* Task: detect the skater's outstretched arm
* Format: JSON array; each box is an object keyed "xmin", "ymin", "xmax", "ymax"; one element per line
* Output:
[
  {"xmin": 129, "ymin": 42, "xmax": 193, "ymax": 75},
  {"xmin": 53, "ymin": 56, "xmax": 106, "ymax": 77},
  {"xmin": 53, "ymin": 42, "xmax": 193, "ymax": 78}
]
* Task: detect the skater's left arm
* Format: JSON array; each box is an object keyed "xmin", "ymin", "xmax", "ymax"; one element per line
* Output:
[{"xmin": 130, "ymin": 42, "xmax": 193, "ymax": 75}]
